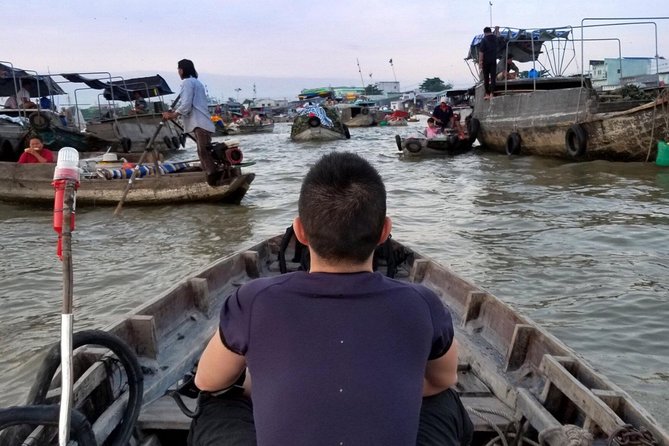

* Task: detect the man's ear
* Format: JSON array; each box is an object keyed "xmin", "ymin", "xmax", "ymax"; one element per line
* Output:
[
  {"xmin": 293, "ymin": 216, "xmax": 309, "ymax": 246},
  {"xmin": 378, "ymin": 216, "xmax": 392, "ymax": 245}
]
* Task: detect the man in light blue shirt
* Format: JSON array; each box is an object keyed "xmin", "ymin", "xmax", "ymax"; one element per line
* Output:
[{"xmin": 163, "ymin": 59, "xmax": 219, "ymax": 185}]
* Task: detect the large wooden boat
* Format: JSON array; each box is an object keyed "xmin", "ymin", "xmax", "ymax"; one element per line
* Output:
[
  {"xmin": 0, "ymin": 233, "xmax": 666, "ymax": 445},
  {"xmin": 0, "ymin": 160, "xmax": 254, "ymax": 206},
  {"xmin": 467, "ymin": 26, "xmax": 669, "ymax": 161}
]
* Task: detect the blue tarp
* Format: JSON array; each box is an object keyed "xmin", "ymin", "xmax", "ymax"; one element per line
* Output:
[{"xmin": 466, "ymin": 28, "xmax": 571, "ymax": 63}]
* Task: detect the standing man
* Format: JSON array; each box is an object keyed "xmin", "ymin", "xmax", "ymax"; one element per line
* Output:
[
  {"xmin": 162, "ymin": 59, "xmax": 218, "ymax": 185},
  {"xmin": 432, "ymin": 99, "xmax": 454, "ymax": 132},
  {"xmin": 191, "ymin": 152, "xmax": 473, "ymax": 446},
  {"xmin": 478, "ymin": 26, "xmax": 500, "ymax": 99}
]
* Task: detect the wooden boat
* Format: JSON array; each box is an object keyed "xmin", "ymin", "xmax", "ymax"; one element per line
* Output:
[
  {"xmin": 61, "ymin": 74, "xmax": 186, "ymax": 154},
  {"xmin": 1, "ymin": 233, "xmax": 666, "ymax": 445},
  {"xmin": 467, "ymin": 26, "xmax": 669, "ymax": 161},
  {"xmin": 335, "ymin": 104, "xmax": 376, "ymax": 127},
  {"xmin": 0, "ymin": 160, "xmax": 255, "ymax": 206},
  {"xmin": 226, "ymin": 120, "xmax": 275, "ymax": 135},
  {"xmin": 395, "ymin": 115, "xmax": 479, "ymax": 157},
  {"xmin": 290, "ymin": 105, "xmax": 350, "ymax": 141}
]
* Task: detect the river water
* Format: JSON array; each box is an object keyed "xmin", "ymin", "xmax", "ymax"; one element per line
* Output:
[{"xmin": 1, "ymin": 120, "xmax": 668, "ymax": 428}]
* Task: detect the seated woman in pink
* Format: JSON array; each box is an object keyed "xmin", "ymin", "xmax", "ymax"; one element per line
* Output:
[
  {"xmin": 425, "ymin": 117, "xmax": 440, "ymax": 138},
  {"xmin": 18, "ymin": 136, "xmax": 55, "ymax": 164}
]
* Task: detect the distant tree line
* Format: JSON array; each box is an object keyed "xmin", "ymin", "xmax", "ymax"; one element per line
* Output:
[{"xmin": 420, "ymin": 78, "xmax": 453, "ymax": 92}]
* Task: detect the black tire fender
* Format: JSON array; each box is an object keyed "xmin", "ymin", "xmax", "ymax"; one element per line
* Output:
[
  {"xmin": 172, "ymin": 136, "xmax": 180, "ymax": 149},
  {"xmin": 467, "ymin": 117, "xmax": 480, "ymax": 142},
  {"xmin": 307, "ymin": 116, "xmax": 321, "ymax": 127},
  {"xmin": 361, "ymin": 107, "xmax": 370, "ymax": 115},
  {"xmin": 343, "ymin": 124, "xmax": 351, "ymax": 139},
  {"xmin": 565, "ymin": 124, "xmax": 587, "ymax": 158},
  {"xmin": 163, "ymin": 135, "xmax": 173, "ymax": 149},
  {"xmin": 405, "ymin": 138, "xmax": 422, "ymax": 153},
  {"xmin": 506, "ymin": 132, "xmax": 521, "ymax": 155},
  {"xmin": 395, "ymin": 134, "xmax": 403, "ymax": 151},
  {"xmin": 180, "ymin": 133, "xmax": 187, "ymax": 147},
  {"xmin": 29, "ymin": 112, "xmax": 50, "ymax": 131}
]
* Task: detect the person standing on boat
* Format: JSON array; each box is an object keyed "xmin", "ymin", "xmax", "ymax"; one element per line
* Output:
[
  {"xmin": 17, "ymin": 136, "xmax": 54, "ymax": 164},
  {"xmin": 162, "ymin": 59, "xmax": 218, "ymax": 185},
  {"xmin": 192, "ymin": 152, "xmax": 473, "ymax": 446},
  {"xmin": 478, "ymin": 26, "xmax": 500, "ymax": 99}
]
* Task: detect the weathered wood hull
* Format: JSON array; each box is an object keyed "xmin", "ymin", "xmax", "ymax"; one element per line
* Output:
[
  {"xmin": 472, "ymin": 81, "xmax": 669, "ymax": 161},
  {"xmin": 0, "ymin": 162, "xmax": 254, "ymax": 206},
  {"xmin": 2, "ymin": 235, "xmax": 666, "ymax": 445},
  {"xmin": 395, "ymin": 134, "xmax": 474, "ymax": 157},
  {"xmin": 86, "ymin": 114, "xmax": 185, "ymax": 154},
  {"xmin": 227, "ymin": 123, "xmax": 275, "ymax": 134},
  {"xmin": 290, "ymin": 126, "xmax": 348, "ymax": 141}
]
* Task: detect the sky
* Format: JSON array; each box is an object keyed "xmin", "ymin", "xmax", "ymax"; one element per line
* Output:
[{"xmin": 2, "ymin": 0, "xmax": 667, "ymax": 106}]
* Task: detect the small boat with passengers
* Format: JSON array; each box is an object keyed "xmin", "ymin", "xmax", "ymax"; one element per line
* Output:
[
  {"xmin": 290, "ymin": 104, "xmax": 350, "ymax": 141},
  {"xmin": 0, "ymin": 231, "xmax": 666, "ymax": 445}
]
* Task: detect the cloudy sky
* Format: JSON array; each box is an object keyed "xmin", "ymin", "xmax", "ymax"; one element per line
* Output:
[{"xmin": 3, "ymin": 0, "xmax": 667, "ymax": 105}]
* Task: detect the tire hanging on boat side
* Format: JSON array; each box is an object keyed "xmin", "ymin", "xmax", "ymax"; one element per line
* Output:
[
  {"xmin": 395, "ymin": 135, "xmax": 403, "ymax": 151},
  {"xmin": 28, "ymin": 112, "xmax": 51, "ymax": 131},
  {"xmin": 506, "ymin": 132, "xmax": 521, "ymax": 155},
  {"xmin": 163, "ymin": 135, "xmax": 173, "ymax": 149},
  {"xmin": 565, "ymin": 124, "xmax": 587, "ymax": 158},
  {"xmin": 15, "ymin": 329, "xmax": 143, "ymax": 446},
  {"xmin": 467, "ymin": 117, "xmax": 480, "ymax": 143},
  {"xmin": 120, "ymin": 137, "xmax": 132, "ymax": 153},
  {"xmin": 343, "ymin": 124, "xmax": 351, "ymax": 139},
  {"xmin": 405, "ymin": 138, "xmax": 422, "ymax": 154},
  {"xmin": 307, "ymin": 116, "xmax": 321, "ymax": 128}
]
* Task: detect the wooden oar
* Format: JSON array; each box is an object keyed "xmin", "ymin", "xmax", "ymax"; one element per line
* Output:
[{"xmin": 113, "ymin": 95, "xmax": 181, "ymax": 216}]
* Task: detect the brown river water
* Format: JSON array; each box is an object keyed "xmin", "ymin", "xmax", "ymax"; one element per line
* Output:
[{"xmin": 1, "ymin": 120, "xmax": 668, "ymax": 427}]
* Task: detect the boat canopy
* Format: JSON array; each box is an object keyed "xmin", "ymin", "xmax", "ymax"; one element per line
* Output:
[
  {"xmin": 0, "ymin": 63, "xmax": 66, "ymax": 97},
  {"xmin": 59, "ymin": 73, "xmax": 174, "ymax": 101},
  {"xmin": 298, "ymin": 87, "xmax": 334, "ymax": 100},
  {"xmin": 466, "ymin": 28, "xmax": 571, "ymax": 63}
]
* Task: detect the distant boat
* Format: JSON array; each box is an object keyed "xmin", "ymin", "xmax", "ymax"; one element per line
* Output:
[
  {"xmin": 335, "ymin": 103, "xmax": 376, "ymax": 127},
  {"xmin": 61, "ymin": 73, "xmax": 186, "ymax": 154},
  {"xmin": 290, "ymin": 105, "xmax": 350, "ymax": 141}
]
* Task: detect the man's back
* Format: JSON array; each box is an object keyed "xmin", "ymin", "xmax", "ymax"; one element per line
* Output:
[
  {"xmin": 219, "ymin": 271, "xmax": 454, "ymax": 445},
  {"xmin": 479, "ymin": 33, "xmax": 498, "ymax": 64}
]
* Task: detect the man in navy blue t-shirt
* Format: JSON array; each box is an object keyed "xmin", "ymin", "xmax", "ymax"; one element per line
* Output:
[{"xmin": 192, "ymin": 152, "xmax": 473, "ymax": 445}]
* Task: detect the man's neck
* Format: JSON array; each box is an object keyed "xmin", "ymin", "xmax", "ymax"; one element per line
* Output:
[{"xmin": 308, "ymin": 251, "xmax": 373, "ymax": 274}]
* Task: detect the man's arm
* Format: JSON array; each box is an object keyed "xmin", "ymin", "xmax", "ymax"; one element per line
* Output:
[
  {"xmin": 194, "ymin": 331, "xmax": 247, "ymax": 392},
  {"xmin": 423, "ymin": 339, "xmax": 459, "ymax": 396}
]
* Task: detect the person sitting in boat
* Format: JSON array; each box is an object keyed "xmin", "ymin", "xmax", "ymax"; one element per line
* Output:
[
  {"xmin": 130, "ymin": 91, "xmax": 148, "ymax": 114},
  {"xmin": 425, "ymin": 117, "xmax": 441, "ymax": 138},
  {"xmin": 4, "ymin": 80, "xmax": 36, "ymax": 109},
  {"xmin": 191, "ymin": 151, "xmax": 473, "ymax": 446},
  {"xmin": 432, "ymin": 99, "xmax": 454, "ymax": 132},
  {"xmin": 17, "ymin": 136, "xmax": 54, "ymax": 164},
  {"xmin": 496, "ymin": 56, "xmax": 519, "ymax": 80}
]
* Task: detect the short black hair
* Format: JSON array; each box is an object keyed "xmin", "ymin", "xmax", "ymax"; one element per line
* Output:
[
  {"xmin": 483, "ymin": 26, "xmax": 492, "ymax": 33},
  {"xmin": 177, "ymin": 59, "xmax": 198, "ymax": 79},
  {"xmin": 298, "ymin": 152, "xmax": 386, "ymax": 263}
]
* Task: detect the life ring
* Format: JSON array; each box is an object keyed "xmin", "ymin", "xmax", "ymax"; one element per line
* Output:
[
  {"xmin": 361, "ymin": 108, "xmax": 370, "ymax": 115},
  {"xmin": 506, "ymin": 132, "xmax": 521, "ymax": 155},
  {"xmin": 120, "ymin": 137, "xmax": 132, "ymax": 153},
  {"xmin": 343, "ymin": 124, "xmax": 351, "ymax": 139},
  {"xmin": 163, "ymin": 135, "xmax": 173, "ymax": 149},
  {"xmin": 171, "ymin": 136, "xmax": 180, "ymax": 150},
  {"xmin": 565, "ymin": 124, "xmax": 587, "ymax": 158},
  {"xmin": 307, "ymin": 116, "xmax": 321, "ymax": 127},
  {"xmin": 395, "ymin": 134, "xmax": 403, "ymax": 151},
  {"xmin": 405, "ymin": 138, "xmax": 422, "ymax": 153},
  {"xmin": 29, "ymin": 112, "xmax": 50, "ymax": 131},
  {"xmin": 226, "ymin": 147, "xmax": 244, "ymax": 165},
  {"xmin": 467, "ymin": 117, "xmax": 480, "ymax": 142}
]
